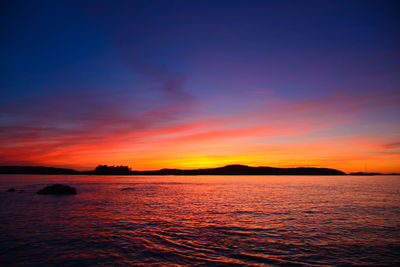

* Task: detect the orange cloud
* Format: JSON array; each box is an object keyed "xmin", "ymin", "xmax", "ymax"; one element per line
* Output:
[{"xmin": 1, "ymin": 89, "xmax": 399, "ymax": 173}]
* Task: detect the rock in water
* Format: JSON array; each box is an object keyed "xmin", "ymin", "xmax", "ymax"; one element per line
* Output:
[{"xmin": 37, "ymin": 184, "xmax": 77, "ymax": 195}]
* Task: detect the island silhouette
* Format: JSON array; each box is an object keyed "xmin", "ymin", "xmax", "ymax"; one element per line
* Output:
[{"xmin": 0, "ymin": 164, "xmax": 348, "ymax": 175}]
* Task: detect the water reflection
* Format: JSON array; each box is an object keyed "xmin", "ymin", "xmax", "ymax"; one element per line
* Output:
[{"xmin": 0, "ymin": 175, "xmax": 399, "ymax": 265}]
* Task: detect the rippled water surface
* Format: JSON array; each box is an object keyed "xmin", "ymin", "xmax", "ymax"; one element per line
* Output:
[{"xmin": 0, "ymin": 175, "xmax": 399, "ymax": 266}]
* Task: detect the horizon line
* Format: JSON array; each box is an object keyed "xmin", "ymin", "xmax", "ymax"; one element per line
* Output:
[{"xmin": 0, "ymin": 163, "xmax": 397, "ymax": 175}]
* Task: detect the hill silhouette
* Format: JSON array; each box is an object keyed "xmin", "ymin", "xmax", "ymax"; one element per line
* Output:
[{"xmin": 133, "ymin": 164, "xmax": 345, "ymax": 175}]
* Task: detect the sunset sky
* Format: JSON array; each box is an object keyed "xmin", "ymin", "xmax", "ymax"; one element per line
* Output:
[{"xmin": 1, "ymin": 0, "xmax": 399, "ymax": 173}]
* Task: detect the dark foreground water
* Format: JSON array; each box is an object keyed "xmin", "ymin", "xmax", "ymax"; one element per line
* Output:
[{"xmin": 0, "ymin": 175, "xmax": 399, "ymax": 266}]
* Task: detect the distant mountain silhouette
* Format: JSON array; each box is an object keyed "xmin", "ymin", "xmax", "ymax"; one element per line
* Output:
[
  {"xmin": 134, "ymin": 164, "xmax": 345, "ymax": 175},
  {"xmin": 0, "ymin": 166, "xmax": 78, "ymax": 175},
  {"xmin": 1, "ymin": 164, "xmax": 346, "ymax": 175}
]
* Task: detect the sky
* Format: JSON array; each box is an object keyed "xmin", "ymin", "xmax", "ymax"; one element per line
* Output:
[{"xmin": 0, "ymin": 0, "xmax": 399, "ymax": 173}]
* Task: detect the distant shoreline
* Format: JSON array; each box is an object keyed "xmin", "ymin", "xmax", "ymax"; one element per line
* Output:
[
  {"xmin": 1, "ymin": 164, "xmax": 394, "ymax": 176},
  {"xmin": 1, "ymin": 164, "xmax": 397, "ymax": 176}
]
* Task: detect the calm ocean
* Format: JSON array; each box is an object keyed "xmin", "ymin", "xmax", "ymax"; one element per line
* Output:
[{"xmin": 1, "ymin": 175, "xmax": 399, "ymax": 266}]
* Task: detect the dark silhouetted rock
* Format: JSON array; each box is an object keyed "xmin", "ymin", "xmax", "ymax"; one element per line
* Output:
[
  {"xmin": 121, "ymin": 187, "xmax": 136, "ymax": 191},
  {"xmin": 7, "ymin": 188, "xmax": 16, "ymax": 192},
  {"xmin": 37, "ymin": 184, "xmax": 77, "ymax": 195}
]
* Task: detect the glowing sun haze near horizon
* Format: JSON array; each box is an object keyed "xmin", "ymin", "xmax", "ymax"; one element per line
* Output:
[{"xmin": 0, "ymin": 0, "xmax": 399, "ymax": 173}]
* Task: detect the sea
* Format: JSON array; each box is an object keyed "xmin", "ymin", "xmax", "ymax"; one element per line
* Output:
[{"xmin": 0, "ymin": 175, "xmax": 399, "ymax": 266}]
